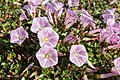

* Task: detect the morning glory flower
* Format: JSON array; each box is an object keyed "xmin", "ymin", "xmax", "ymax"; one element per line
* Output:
[
  {"xmin": 69, "ymin": 45, "xmax": 88, "ymax": 67},
  {"xmin": 63, "ymin": 33, "xmax": 79, "ymax": 44},
  {"xmin": 64, "ymin": 9, "xmax": 79, "ymax": 28},
  {"xmin": 20, "ymin": 10, "xmax": 28, "ymax": 20},
  {"xmin": 80, "ymin": 9, "xmax": 96, "ymax": 29},
  {"xmin": 99, "ymin": 29, "xmax": 111, "ymax": 43},
  {"xmin": 31, "ymin": 17, "xmax": 52, "ymax": 33},
  {"xmin": 99, "ymin": 57, "xmax": 120, "ymax": 78},
  {"xmin": 102, "ymin": 8, "xmax": 116, "ymax": 27},
  {"xmin": 110, "ymin": 22, "xmax": 120, "ymax": 34},
  {"xmin": 114, "ymin": 57, "xmax": 120, "ymax": 75},
  {"xmin": 45, "ymin": 1, "xmax": 64, "ymax": 23},
  {"xmin": 36, "ymin": 46, "xmax": 58, "ymax": 68},
  {"xmin": 104, "ymin": 8, "xmax": 116, "ymax": 14},
  {"xmin": 37, "ymin": 27, "xmax": 59, "ymax": 47},
  {"xmin": 109, "ymin": 33, "xmax": 120, "ymax": 45},
  {"xmin": 23, "ymin": 4, "xmax": 37, "ymax": 16},
  {"xmin": 100, "ymin": 29, "xmax": 120, "ymax": 45},
  {"xmin": 68, "ymin": 0, "xmax": 79, "ymax": 7},
  {"xmin": 10, "ymin": 26, "xmax": 28, "ymax": 45},
  {"xmin": 28, "ymin": 0, "xmax": 41, "ymax": 6}
]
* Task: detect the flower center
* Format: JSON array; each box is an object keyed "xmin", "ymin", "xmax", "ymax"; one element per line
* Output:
[
  {"xmin": 19, "ymin": 36, "xmax": 24, "ymax": 40},
  {"xmin": 74, "ymin": 52, "xmax": 78, "ymax": 57},
  {"xmin": 38, "ymin": 26, "xmax": 43, "ymax": 30},
  {"xmin": 43, "ymin": 37, "xmax": 49, "ymax": 42},
  {"xmin": 45, "ymin": 54, "xmax": 50, "ymax": 59}
]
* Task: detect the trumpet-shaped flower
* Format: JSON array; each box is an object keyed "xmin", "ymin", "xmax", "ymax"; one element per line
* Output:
[
  {"xmin": 37, "ymin": 27, "xmax": 59, "ymax": 47},
  {"xmin": 28, "ymin": 0, "xmax": 41, "ymax": 6},
  {"xmin": 80, "ymin": 9, "xmax": 95, "ymax": 28},
  {"xmin": 63, "ymin": 33, "xmax": 79, "ymax": 44},
  {"xmin": 68, "ymin": 0, "xmax": 79, "ymax": 7},
  {"xmin": 20, "ymin": 10, "xmax": 28, "ymax": 20},
  {"xmin": 114, "ymin": 57, "xmax": 120, "ymax": 75},
  {"xmin": 23, "ymin": 4, "xmax": 37, "ymax": 16},
  {"xmin": 10, "ymin": 27, "xmax": 28, "ymax": 45},
  {"xmin": 45, "ymin": 1, "xmax": 64, "ymax": 23},
  {"xmin": 109, "ymin": 33, "xmax": 120, "ymax": 45},
  {"xmin": 99, "ymin": 29, "xmax": 112, "ymax": 43},
  {"xmin": 102, "ymin": 8, "xmax": 116, "ymax": 27},
  {"xmin": 110, "ymin": 22, "xmax": 120, "ymax": 34},
  {"xmin": 100, "ymin": 29, "xmax": 120, "ymax": 45},
  {"xmin": 69, "ymin": 45, "xmax": 88, "ymax": 67},
  {"xmin": 36, "ymin": 46, "xmax": 58, "ymax": 68},
  {"xmin": 64, "ymin": 9, "xmax": 79, "ymax": 28},
  {"xmin": 31, "ymin": 17, "xmax": 52, "ymax": 33}
]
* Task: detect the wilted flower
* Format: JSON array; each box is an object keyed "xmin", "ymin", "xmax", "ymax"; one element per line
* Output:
[
  {"xmin": 37, "ymin": 27, "xmax": 59, "ymax": 47},
  {"xmin": 10, "ymin": 27, "xmax": 28, "ymax": 45},
  {"xmin": 36, "ymin": 46, "xmax": 58, "ymax": 68},
  {"xmin": 64, "ymin": 9, "xmax": 79, "ymax": 28},
  {"xmin": 99, "ymin": 59, "xmax": 120, "ymax": 79},
  {"xmin": 80, "ymin": 9, "xmax": 95, "ymax": 29},
  {"xmin": 110, "ymin": 0, "xmax": 117, "ymax": 4},
  {"xmin": 68, "ymin": 0, "xmax": 79, "ymax": 7},
  {"xmin": 23, "ymin": 4, "xmax": 37, "ymax": 16},
  {"xmin": 45, "ymin": 1, "xmax": 64, "ymax": 23},
  {"xmin": 69, "ymin": 45, "xmax": 88, "ymax": 67},
  {"xmin": 100, "ymin": 73, "xmax": 117, "ymax": 78},
  {"xmin": 63, "ymin": 33, "xmax": 79, "ymax": 44},
  {"xmin": 31, "ymin": 17, "xmax": 52, "ymax": 33},
  {"xmin": 102, "ymin": 8, "xmax": 116, "ymax": 27},
  {"xmin": 87, "ymin": 60, "xmax": 96, "ymax": 69},
  {"xmin": 106, "ymin": 44, "xmax": 120, "ymax": 49},
  {"xmin": 89, "ymin": 28, "xmax": 102, "ymax": 35},
  {"xmin": 20, "ymin": 10, "xmax": 28, "ymax": 20}
]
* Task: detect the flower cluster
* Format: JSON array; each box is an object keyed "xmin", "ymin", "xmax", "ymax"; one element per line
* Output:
[{"xmin": 10, "ymin": 0, "xmax": 120, "ymax": 79}]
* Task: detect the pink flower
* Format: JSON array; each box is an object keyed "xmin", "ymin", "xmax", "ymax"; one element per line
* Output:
[
  {"xmin": 45, "ymin": 1, "xmax": 64, "ymax": 23},
  {"xmin": 100, "ymin": 73, "xmax": 117, "ymax": 78},
  {"xmin": 36, "ymin": 46, "xmax": 58, "ymax": 68},
  {"xmin": 19, "ymin": 10, "xmax": 28, "ymax": 20},
  {"xmin": 102, "ymin": 8, "xmax": 117, "ymax": 27},
  {"xmin": 80, "ymin": 9, "xmax": 95, "ymax": 29},
  {"xmin": 99, "ymin": 29, "xmax": 111, "ymax": 43},
  {"xmin": 69, "ymin": 45, "xmax": 88, "ymax": 67},
  {"xmin": 89, "ymin": 28, "xmax": 102, "ymax": 35},
  {"xmin": 37, "ymin": 27, "xmax": 59, "ymax": 47},
  {"xmin": 63, "ymin": 33, "xmax": 79, "ymax": 44},
  {"xmin": 110, "ymin": 22, "xmax": 120, "ymax": 34},
  {"xmin": 28, "ymin": 0, "xmax": 41, "ymax": 6},
  {"xmin": 109, "ymin": 33, "xmax": 120, "ymax": 45},
  {"xmin": 64, "ymin": 9, "xmax": 79, "ymax": 28},
  {"xmin": 100, "ymin": 29, "xmax": 120, "ymax": 45},
  {"xmin": 100, "ymin": 28, "xmax": 120, "ymax": 45},
  {"xmin": 10, "ymin": 27, "xmax": 28, "ymax": 45},
  {"xmin": 68, "ymin": 0, "xmax": 79, "ymax": 7},
  {"xmin": 114, "ymin": 57, "xmax": 120, "ymax": 75},
  {"xmin": 30, "ymin": 17, "xmax": 52, "ymax": 33},
  {"xmin": 23, "ymin": 4, "xmax": 37, "ymax": 16}
]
